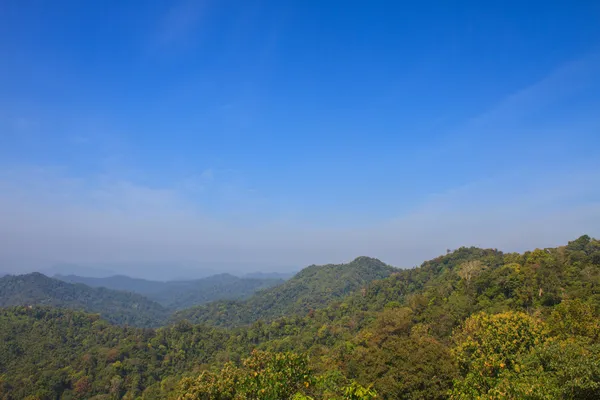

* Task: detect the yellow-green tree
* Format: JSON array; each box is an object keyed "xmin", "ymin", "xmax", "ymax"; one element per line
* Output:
[
  {"xmin": 547, "ymin": 299, "xmax": 599, "ymax": 341},
  {"xmin": 177, "ymin": 350, "xmax": 377, "ymax": 400},
  {"xmin": 450, "ymin": 311, "xmax": 546, "ymax": 398},
  {"xmin": 177, "ymin": 350, "xmax": 312, "ymax": 400}
]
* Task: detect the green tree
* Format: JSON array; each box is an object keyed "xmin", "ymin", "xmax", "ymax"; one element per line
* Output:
[
  {"xmin": 177, "ymin": 350, "xmax": 312, "ymax": 400},
  {"xmin": 547, "ymin": 299, "xmax": 599, "ymax": 341},
  {"xmin": 451, "ymin": 312, "xmax": 546, "ymax": 398}
]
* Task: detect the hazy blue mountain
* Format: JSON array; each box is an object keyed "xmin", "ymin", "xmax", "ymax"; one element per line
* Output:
[
  {"xmin": 41, "ymin": 264, "xmax": 118, "ymax": 278},
  {"xmin": 173, "ymin": 256, "xmax": 397, "ymax": 327},
  {"xmin": 44, "ymin": 263, "xmax": 219, "ymax": 281},
  {"xmin": 243, "ymin": 271, "xmax": 297, "ymax": 280},
  {"xmin": 0, "ymin": 273, "xmax": 168, "ymax": 327},
  {"xmin": 55, "ymin": 274, "xmax": 168, "ymax": 295},
  {"xmin": 55, "ymin": 273, "xmax": 284, "ymax": 310}
]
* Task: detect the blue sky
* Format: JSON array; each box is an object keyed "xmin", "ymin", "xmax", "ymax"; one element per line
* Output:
[{"xmin": 1, "ymin": 0, "xmax": 600, "ymax": 278}]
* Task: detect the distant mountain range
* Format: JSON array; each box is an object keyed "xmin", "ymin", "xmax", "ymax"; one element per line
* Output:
[
  {"xmin": 243, "ymin": 271, "xmax": 296, "ymax": 280},
  {"xmin": 54, "ymin": 274, "xmax": 179, "ymax": 294},
  {"xmin": 1, "ymin": 236, "xmax": 599, "ymax": 399},
  {"xmin": 0, "ymin": 257, "xmax": 393, "ymax": 329},
  {"xmin": 39, "ymin": 263, "xmax": 298, "ymax": 281},
  {"xmin": 55, "ymin": 273, "xmax": 285, "ymax": 309},
  {"xmin": 173, "ymin": 256, "xmax": 398, "ymax": 327},
  {"xmin": 0, "ymin": 272, "xmax": 168, "ymax": 327},
  {"xmin": 40, "ymin": 264, "xmax": 119, "ymax": 278}
]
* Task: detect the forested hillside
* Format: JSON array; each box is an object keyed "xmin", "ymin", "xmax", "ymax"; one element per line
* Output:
[
  {"xmin": 151, "ymin": 274, "xmax": 285, "ymax": 310},
  {"xmin": 172, "ymin": 256, "xmax": 397, "ymax": 326},
  {"xmin": 0, "ymin": 273, "xmax": 168, "ymax": 327},
  {"xmin": 55, "ymin": 274, "xmax": 170, "ymax": 294},
  {"xmin": 0, "ymin": 236, "xmax": 599, "ymax": 399},
  {"xmin": 56, "ymin": 273, "xmax": 284, "ymax": 310}
]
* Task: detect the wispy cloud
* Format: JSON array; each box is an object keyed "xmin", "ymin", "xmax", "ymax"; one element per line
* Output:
[
  {"xmin": 179, "ymin": 168, "xmax": 215, "ymax": 193},
  {"xmin": 0, "ymin": 159, "xmax": 598, "ymax": 275},
  {"xmin": 1, "ymin": 51, "xmax": 599, "ymax": 277},
  {"xmin": 467, "ymin": 51, "xmax": 600, "ymax": 130},
  {"xmin": 155, "ymin": 0, "xmax": 210, "ymax": 48},
  {"xmin": 407, "ymin": 51, "xmax": 600, "ymax": 194}
]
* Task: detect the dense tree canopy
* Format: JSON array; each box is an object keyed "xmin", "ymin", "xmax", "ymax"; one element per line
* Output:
[
  {"xmin": 56, "ymin": 273, "xmax": 284, "ymax": 310},
  {"xmin": 172, "ymin": 257, "xmax": 397, "ymax": 327},
  {"xmin": 0, "ymin": 273, "xmax": 169, "ymax": 327},
  {"xmin": 0, "ymin": 235, "xmax": 599, "ymax": 399}
]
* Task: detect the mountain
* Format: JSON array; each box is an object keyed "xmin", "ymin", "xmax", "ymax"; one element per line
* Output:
[
  {"xmin": 43, "ymin": 262, "xmax": 297, "ymax": 281},
  {"xmin": 55, "ymin": 273, "xmax": 167, "ymax": 294},
  {"xmin": 41, "ymin": 263, "xmax": 223, "ymax": 281},
  {"xmin": 0, "ymin": 273, "xmax": 168, "ymax": 327},
  {"xmin": 172, "ymin": 256, "xmax": 398, "ymax": 326},
  {"xmin": 41, "ymin": 264, "xmax": 118, "ymax": 278},
  {"xmin": 55, "ymin": 273, "xmax": 284, "ymax": 309},
  {"xmin": 148, "ymin": 273, "xmax": 284, "ymax": 309},
  {"xmin": 243, "ymin": 271, "xmax": 297, "ymax": 280},
  {"xmin": 0, "ymin": 236, "xmax": 598, "ymax": 399}
]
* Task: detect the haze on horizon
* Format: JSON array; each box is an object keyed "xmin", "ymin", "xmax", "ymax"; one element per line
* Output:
[{"xmin": 1, "ymin": 1, "xmax": 600, "ymax": 280}]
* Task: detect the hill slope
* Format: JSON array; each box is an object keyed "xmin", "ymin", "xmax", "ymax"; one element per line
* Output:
[
  {"xmin": 55, "ymin": 274, "xmax": 167, "ymax": 294},
  {"xmin": 0, "ymin": 273, "xmax": 168, "ymax": 327},
  {"xmin": 173, "ymin": 256, "xmax": 397, "ymax": 326},
  {"xmin": 0, "ymin": 236, "xmax": 598, "ymax": 399},
  {"xmin": 56, "ymin": 273, "xmax": 284, "ymax": 309}
]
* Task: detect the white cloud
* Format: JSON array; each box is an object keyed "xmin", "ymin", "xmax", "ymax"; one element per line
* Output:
[
  {"xmin": 0, "ymin": 161, "xmax": 598, "ymax": 276},
  {"xmin": 1, "ymin": 53, "xmax": 599, "ymax": 277},
  {"xmin": 467, "ymin": 52, "xmax": 600, "ymax": 129}
]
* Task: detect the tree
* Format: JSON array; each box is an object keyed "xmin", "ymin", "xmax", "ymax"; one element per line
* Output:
[
  {"xmin": 73, "ymin": 376, "xmax": 91, "ymax": 398},
  {"xmin": 451, "ymin": 312, "xmax": 546, "ymax": 398},
  {"xmin": 177, "ymin": 350, "xmax": 313, "ymax": 400},
  {"xmin": 457, "ymin": 261, "xmax": 486, "ymax": 287},
  {"xmin": 547, "ymin": 299, "xmax": 599, "ymax": 340}
]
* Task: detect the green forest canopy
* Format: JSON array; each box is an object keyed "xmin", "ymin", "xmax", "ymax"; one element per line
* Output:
[{"xmin": 0, "ymin": 235, "xmax": 598, "ymax": 399}]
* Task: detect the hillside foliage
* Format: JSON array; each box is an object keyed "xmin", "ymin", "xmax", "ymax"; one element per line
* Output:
[
  {"xmin": 0, "ymin": 236, "xmax": 599, "ymax": 399},
  {"xmin": 0, "ymin": 273, "xmax": 168, "ymax": 327},
  {"xmin": 56, "ymin": 273, "xmax": 284, "ymax": 310},
  {"xmin": 172, "ymin": 256, "xmax": 397, "ymax": 327}
]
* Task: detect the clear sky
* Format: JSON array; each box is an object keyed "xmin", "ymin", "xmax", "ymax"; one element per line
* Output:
[{"xmin": 1, "ymin": 0, "xmax": 600, "ymax": 278}]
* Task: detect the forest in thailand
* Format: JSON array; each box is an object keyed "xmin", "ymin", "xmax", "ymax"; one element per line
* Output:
[
  {"xmin": 0, "ymin": 235, "xmax": 599, "ymax": 399},
  {"xmin": 3, "ymin": 0, "xmax": 599, "ymax": 398}
]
